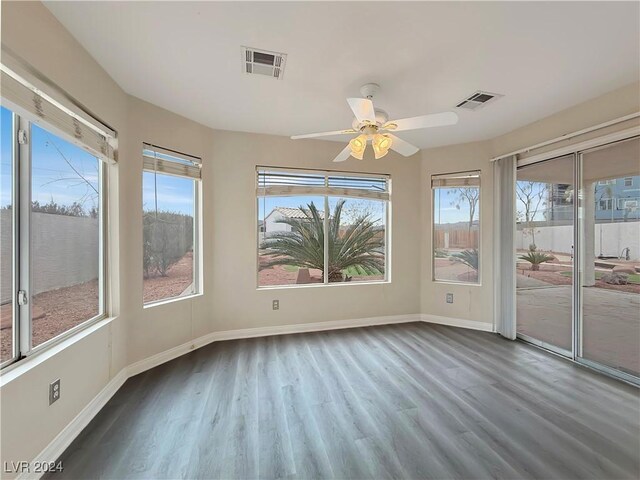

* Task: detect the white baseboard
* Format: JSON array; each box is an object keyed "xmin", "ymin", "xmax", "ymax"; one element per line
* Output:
[
  {"xmin": 421, "ymin": 313, "xmax": 494, "ymax": 332},
  {"xmin": 127, "ymin": 314, "xmax": 421, "ymax": 377},
  {"xmin": 18, "ymin": 368, "xmax": 128, "ymax": 480},
  {"xmin": 24, "ymin": 312, "xmax": 491, "ymax": 479}
]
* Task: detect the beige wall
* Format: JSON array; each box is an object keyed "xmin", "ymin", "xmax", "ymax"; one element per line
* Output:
[
  {"xmin": 417, "ymin": 81, "xmax": 640, "ymax": 330},
  {"xmin": 491, "ymin": 81, "xmax": 640, "ymax": 157},
  {"xmin": 1, "ymin": 3, "xmax": 421, "ymax": 471},
  {"xmin": 1, "ymin": 2, "xmax": 129, "ymax": 474},
  {"xmin": 420, "ymin": 141, "xmax": 495, "ymax": 325},
  {"xmin": 127, "ymin": 98, "xmax": 422, "ymax": 365},
  {"xmin": 1, "ymin": 1, "xmax": 639, "ymax": 475}
]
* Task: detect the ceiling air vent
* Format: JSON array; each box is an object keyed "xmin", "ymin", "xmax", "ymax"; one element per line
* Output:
[
  {"xmin": 242, "ymin": 46, "xmax": 287, "ymax": 79},
  {"xmin": 456, "ymin": 91, "xmax": 503, "ymax": 110}
]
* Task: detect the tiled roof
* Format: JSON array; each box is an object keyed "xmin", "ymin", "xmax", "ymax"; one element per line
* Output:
[{"xmin": 272, "ymin": 207, "xmax": 325, "ymax": 219}]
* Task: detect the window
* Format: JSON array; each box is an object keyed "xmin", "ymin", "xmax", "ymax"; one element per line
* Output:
[
  {"xmin": 624, "ymin": 177, "xmax": 633, "ymax": 187},
  {"xmin": 598, "ymin": 179, "xmax": 616, "ymax": 185},
  {"xmin": 432, "ymin": 171, "xmax": 480, "ymax": 284},
  {"xmin": 599, "ymin": 198, "xmax": 614, "ymax": 210},
  {"xmin": 1, "ymin": 105, "xmax": 112, "ymax": 366},
  {"xmin": 257, "ymin": 168, "xmax": 389, "ymax": 287},
  {"xmin": 143, "ymin": 144, "xmax": 201, "ymax": 305},
  {"xmin": 1, "ymin": 107, "xmax": 14, "ymax": 364},
  {"xmin": 30, "ymin": 123, "xmax": 103, "ymax": 350},
  {"xmin": 1, "ymin": 56, "xmax": 115, "ymax": 368},
  {"xmin": 0, "ymin": 110, "xmax": 106, "ymax": 364}
]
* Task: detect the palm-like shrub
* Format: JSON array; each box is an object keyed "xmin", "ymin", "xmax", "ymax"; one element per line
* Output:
[
  {"xmin": 451, "ymin": 249, "xmax": 479, "ymax": 271},
  {"xmin": 518, "ymin": 251, "xmax": 554, "ymax": 271},
  {"xmin": 434, "ymin": 248, "xmax": 448, "ymax": 258},
  {"xmin": 260, "ymin": 200, "xmax": 384, "ymax": 282}
]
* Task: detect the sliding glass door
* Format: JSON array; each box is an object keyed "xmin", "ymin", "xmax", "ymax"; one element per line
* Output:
[
  {"xmin": 515, "ymin": 136, "xmax": 639, "ymax": 384},
  {"xmin": 578, "ymin": 138, "xmax": 640, "ymax": 379},
  {"xmin": 515, "ymin": 155, "xmax": 574, "ymax": 355}
]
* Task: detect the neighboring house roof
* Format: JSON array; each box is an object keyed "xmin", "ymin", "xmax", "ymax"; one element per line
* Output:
[{"xmin": 269, "ymin": 207, "xmax": 325, "ymax": 220}]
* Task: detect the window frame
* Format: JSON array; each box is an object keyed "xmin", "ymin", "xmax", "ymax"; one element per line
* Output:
[
  {"xmin": 1, "ymin": 107, "xmax": 109, "ymax": 369},
  {"xmin": 142, "ymin": 144, "xmax": 202, "ymax": 307},
  {"xmin": 599, "ymin": 198, "xmax": 614, "ymax": 210},
  {"xmin": 624, "ymin": 177, "xmax": 633, "ymax": 187},
  {"xmin": 256, "ymin": 166, "xmax": 391, "ymax": 289},
  {"xmin": 431, "ymin": 170, "xmax": 481, "ymax": 286}
]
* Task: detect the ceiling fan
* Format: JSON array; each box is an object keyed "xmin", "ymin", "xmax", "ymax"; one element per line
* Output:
[{"xmin": 290, "ymin": 83, "xmax": 459, "ymax": 162}]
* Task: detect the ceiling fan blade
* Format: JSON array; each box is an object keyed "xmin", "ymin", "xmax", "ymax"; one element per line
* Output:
[
  {"xmin": 347, "ymin": 97, "xmax": 376, "ymax": 124},
  {"xmin": 291, "ymin": 129, "xmax": 356, "ymax": 140},
  {"xmin": 333, "ymin": 145, "xmax": 352, "ymax": 163},
  {"xmin": 387, "ymin": 134, "xmax": 420, "ymax": 157},
  {"xmin": 385, "ymin": 111, "xmax": 458, "ymax": 132}
]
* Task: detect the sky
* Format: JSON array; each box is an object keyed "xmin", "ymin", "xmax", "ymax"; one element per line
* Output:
[
  {"xmin": 1, "ymin": 106, "xmax": 195, "ymax": 216},
  {"xmin": 1, "ymin": 106, "xmax": 100, "ymax": 213},
  {"xmin": 433, "ymin": 187, "xmax": 478, "ymax": 225},
  {"xmin": 143, "ymin": 171, "xmax": 194, "ymax": 216},
  {"xmin": 4, "ymin": 105, "xmax": 635, "ymax": 223},
  {"xmin": 258, "ymin": 196, "xmax": 386, "ymax": 228},
  {"xmin": 1, "ymin": 107, "xmax": 13, "ymax": 208}
]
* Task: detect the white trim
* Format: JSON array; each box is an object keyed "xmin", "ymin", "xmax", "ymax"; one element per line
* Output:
[
  {"xmin": 259, "ymin": 184, "xmax": 390, "ymax": 201},
  {"xmin": 17, "ymin": 369, "xmax": 128, "ymax": 480},
  {"xmin": 143, "ymin": 292, "xmax": 203, "ymax": 310},
  {"xmin": 128, "ymin": 314, "xmax": 420, "ymax": 377},
  {"xmin": 516, "ymin": 127, "xmax": 640, "ymax": 167},
  {"xmin": 490, "ymin": 112, "xmax": 640, "ymax": 162},
  {"xmin": 18, "ymin": 312, "xmax": 494, "ymax": 479},
  {"xmin": 143, "ymin": 143, "xmax": 201, "ymax": 165},
  {"xmin": 421, "ymin": 313, "xmax": 494, "ymax": 332},
  {"xmin": 0, "ymin": 318, "xmax": 114, "ymax": 385}
]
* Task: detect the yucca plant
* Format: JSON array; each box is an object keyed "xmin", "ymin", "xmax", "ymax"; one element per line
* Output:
[
  {"xmin": 434, "ymin": 248, "xmax": 448, "ymax": 258},
  {"xmin": 451, "ymin": 249, "xmax": 479, "ymax": 271},
  {"xmin": 518, "ymin": 251, "xmax": 554, "ymax": 271},
  {"xmin": 260, "ymin": 200, "xmax": 384, "ymax": 282}
]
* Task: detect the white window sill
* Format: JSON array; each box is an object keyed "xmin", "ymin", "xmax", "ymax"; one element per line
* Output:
[
  {"xmin": 257, "ymin": 280, "xmax": 391, "ymax": 291},
  {"xmin": 0, "ymin": 316, "xmax": 115, "ymax": 387},
  {"xmin": 143, "ymin": 292, "xmax": 203, "ymax": 309},
  {"xmin": 432, "ymin": 279, "xmax": 482, "ymax": 287}
]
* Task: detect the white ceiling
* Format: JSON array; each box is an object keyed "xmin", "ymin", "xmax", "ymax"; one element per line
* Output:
[{"xmin": 45, "ymin": 1, "xmax": 639, "ymax": 149}]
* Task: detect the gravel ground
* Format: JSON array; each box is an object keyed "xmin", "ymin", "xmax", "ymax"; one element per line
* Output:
[
  {"xmin": 519, "ymin": 267, "xmax": 640, "ymax": 294},
  {"xmin": 143, "ymin": 252, "xmax": 194, "ymax": 304},
  {"xmin": 258, "ymin": 259, "xmax": 383, "ymax": 286},
  {"xmin": 1, "ymin": 253, "xmax": 195, "ymax": 363},
  {"xmin": 0, "ymin": 280, "xmax": 99, "ymax": 362}
]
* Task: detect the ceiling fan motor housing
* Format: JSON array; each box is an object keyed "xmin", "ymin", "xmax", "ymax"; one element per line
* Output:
[
  {"xmin": 360, "ymin": 83, "xmax": 380, "ymax": 99},
  {"xmin": 289, "ymin": 81, "xmax": 457, "ymax": 162},
  {"xmin": 352, "ymin": 109, "xmax": 389, "ymax": 131}
]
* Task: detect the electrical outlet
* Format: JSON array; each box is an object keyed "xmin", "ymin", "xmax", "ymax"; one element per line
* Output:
[
  {"xmin": 446, "ymin": 293, "xmax": 454, "ymax": 304},
  {"xmin": 49, "ymin": 379, "xmax": 61, "ymax": 405},
  {"xmin": 272, "ymin": 299, "xmax": 279, "ymax": 310}
]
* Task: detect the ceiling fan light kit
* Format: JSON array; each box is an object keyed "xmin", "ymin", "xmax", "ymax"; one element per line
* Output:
[
  {"xmin": 348, "ymin": 132, "xmax": 392, "ymax": 160},
  {"xmin": 372, "ymin": 133, "xmax": 392, "ymax": 159},
  {"xmin": 291, "ymin": 83, "xmax": 459, "ymax": 163},
  {"xmin": 349, "ymin": 134, "xmax": 367, "ymax": 160}
]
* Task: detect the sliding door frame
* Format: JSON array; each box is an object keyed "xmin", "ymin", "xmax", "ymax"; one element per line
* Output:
[
  {"xmin": 515, "ymin": 153, "xmax": 576, "ymax": 358},
  {"xmin": 514, "ymin": 129, "xmax": 640, "ymax": 386}
]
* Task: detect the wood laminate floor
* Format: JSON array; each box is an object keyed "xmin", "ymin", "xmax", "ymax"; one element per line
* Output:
[{"xmin": 47, "ymin": 322, "xmax": 640, "ymax": 480}]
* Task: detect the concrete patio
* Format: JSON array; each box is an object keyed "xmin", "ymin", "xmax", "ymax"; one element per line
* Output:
[{"xmin": 517, "ymin": 284, "xmax": 640, "ymax": 376}]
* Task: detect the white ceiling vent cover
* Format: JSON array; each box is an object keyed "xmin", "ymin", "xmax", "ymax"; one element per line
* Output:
[
  {"xmin": 456, "ymin": 91, "xmax": 503, "ymax": 110},
  {"xmin": 242, "ymin": 47, "xmax": 287, "ymax": 79}
]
